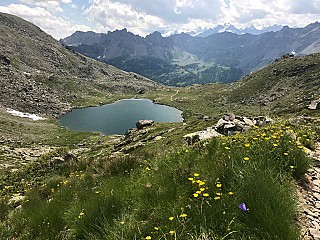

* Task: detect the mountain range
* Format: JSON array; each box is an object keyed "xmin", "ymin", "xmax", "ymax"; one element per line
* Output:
[
  {"xmin": 0, "ymin": 12, "xmax": 156, "ymax": 117},
  {"xmin": 61, "ymin": 22, "xmax": 320, "ymax": 86},
  {"xmin": 196, "ymin": 24, "xmax": 284, "ymax": 37}
]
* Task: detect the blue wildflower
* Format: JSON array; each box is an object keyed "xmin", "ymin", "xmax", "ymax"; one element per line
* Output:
[{"xmin": 239, "ymin": 203, "xmax": 248, "ymax": 212}]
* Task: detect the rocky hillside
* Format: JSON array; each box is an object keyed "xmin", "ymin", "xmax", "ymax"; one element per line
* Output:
[
  {"xmin": 227, "ymin": 53, "xmax": 320, "ymax": 114},
  {"xmin": 61, "ymin": 22, "xmax": 320, "ymax": 86},
  {"xmin": 0, "ymin": 13, "xmax": 157, "ymax": 117}
]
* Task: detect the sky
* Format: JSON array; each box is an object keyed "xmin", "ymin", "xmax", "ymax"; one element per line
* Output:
[{"xmin": 0, "ymin": 0, "xmax": 320, "ymax": 39}]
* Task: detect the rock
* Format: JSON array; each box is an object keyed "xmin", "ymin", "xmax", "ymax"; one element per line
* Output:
[
  {"xmin": 224, "ymin": 123, "xmax": 236, "ymax": 129},
  {"xmin": 154, "ymin": 136, "xmax": 164, "ymax": 141},
  {"xmin": 0, "ymin": 54, "xmax": 11, "ymax": 65},
  {"xmin": 314, "ymin": 193, "xmax": 320, "ymax": 201},
  {"xmin": 64, "ymin": 152, "xmax": 77, "ymax": 161},
  {"xmin": 308, "ymin": 100, "xmax": 320, "ymax": 110},
  {"xmin": 305, "ymin": 209, "xmax": 319, "ymax": 218},
  {"xmin": 183, "ymin": 128, "xmax": 222, "ymax": 145},
  {"xmin": 23, "ymin": 72, "xmax": 31, "ymax": 79},
  {"xmin": 243, "ymin": 117, "xmax": 255, "ymax": 127},
  {"xmin": 223, "ymin": 113, "xmax": 235, "ymax": 121},
  {"xmin": 136, "ymin": 120, "xmax": 154, "ymax": 129},
  {"xmin": 309, "ymin": 228, "xmax": 320, "ymax": 239},
  {"xmin": 137, "ymin": 89, "xmax": 145, "ymax": 94},
  {"xmin": 234, "ymin": 122, "xmax": 244, "ymax": 131},
  {"xmin": 50, "ymin": 156, "xmax": 64, "ymax": 166},
  {"xmin": 202, "ymin": 115, "xmax": 211, "ymax": 121},
  {"xmin": 8, "ymin": 193, "xmax": 26, "ymax": 205},
  {"xmin": 216, "ymin": 118, "xmax": 229, "ymax": 128}
]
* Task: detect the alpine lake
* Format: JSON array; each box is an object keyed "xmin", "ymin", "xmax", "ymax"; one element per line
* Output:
[{"xmin": 58, "ymin": 99, "xmax": 183, "ymax": 135}]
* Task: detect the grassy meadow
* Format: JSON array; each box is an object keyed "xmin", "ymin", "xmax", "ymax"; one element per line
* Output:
[{"xmin": 0, "ymin": 121, "xmax": 318, "ymax": 239}]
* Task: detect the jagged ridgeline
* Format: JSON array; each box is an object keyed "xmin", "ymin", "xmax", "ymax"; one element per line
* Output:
[
  {"xmin": 61, "ymin": 22, "xmax": 320, "ymax": 86},
  {"xmin": 0, "ymin": 12, "xmax": 157, "ymax": 117}
]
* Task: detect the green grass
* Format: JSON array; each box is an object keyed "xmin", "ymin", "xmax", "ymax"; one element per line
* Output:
[{"xmin": 0, "ymin": 123, "xmax": 311, "ymax": 239}]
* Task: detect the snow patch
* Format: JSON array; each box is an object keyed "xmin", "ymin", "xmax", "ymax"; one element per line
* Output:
[{"xmin": 6, "ymin": 108, "xmax": 46, "ymax": 121}]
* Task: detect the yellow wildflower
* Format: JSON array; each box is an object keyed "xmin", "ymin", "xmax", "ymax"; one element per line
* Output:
[
  {"xmin": 216, "ymin": 183, "xmax": 222, "ymax": 188},
  {"xmin": 194, "ymin": 173, "xmax": 200, "ymax": 177},
  {"xmin": 203, "ymin": 193, "xmax": 209, "ymax": 197},
  {"xmin": 198, "ymin": 181, "xmax": 205, "ymax": 186},
  {"xmin": 228, "ymin": 192, "xmax": 234, "ymax": 195},
  {"xmin": 225, "ymin": 147, "xmax": 231, "ymax": 150},
  {"xmin": 290, "ymin": 166, "xmax": 295, "ymax": 169},
  {"xmin": 196, "ymin": 190, "xmax": 202, "ymax": 194},
  {"xmin": 146, "ymin": 236, "xmax": 152, "ymax": 240},
  {"xmin": 193, "ymin": 193, "xmax": 199, "ymax": 198},
  {"xmin": 284, "ymin": 152, "xmax": 289, "ymax": 156},
  {"xmin": 78, "ymin": 210, "xmax": 85, "ymax": 219},
  {"xmin": 180, "ymin": 213, "xmax": 187, "ymax": 218},
  {"xmin": 273, "ymin": 143, "xmax": 278, "ymax": 147},
  {"xmin": 188, "ymin": 177, "xmax": 194, "ymax": 181},
  {"xmin": 169, "ymin": 230, "xmax": 175, "ymax": 235},
  {"xmin": 214, "ymin": 196, "xmax": 221, "ymax": 200},
  {"xmin": 169, "ymin": 217, "xmax": 174, "ymax": 221},
  {"xmin": 243, "ymin": 157, "xmax": 250, "ymax": 161},
  {"xmin": 216, "ymin": 192, "xmax": 222, "ymax": 196},
  {"xmin": 154, "ymin": 227, "xmax": 159, "ymax": 231},
  {"xmin": 244, "ymin": 143, "xmax": 250, "ymax": 147},
  {"xmin": 200, "ymin": 188, "xmax": 205, "ymax": 192}
]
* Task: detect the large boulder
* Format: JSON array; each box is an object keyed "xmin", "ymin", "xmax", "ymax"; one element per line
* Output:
[
  {"xmin": 183, "ymin": 127, "xmax": 222, "ymax": 145},
  {"xmin": 308, "ymin": 100, "xmax": 320, "ymax": 110},
  {"xmin": 0, "ymin": 54, "xmax": 11, "ymax": 65},
  {"xmin": 136, "ymin": 120, "xmax": 154, "ymax": 129}
]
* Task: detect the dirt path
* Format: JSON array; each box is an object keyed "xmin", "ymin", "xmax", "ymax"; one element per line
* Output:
[
  {"xmin": 170, "ymin": 90, "xmax": 179, "ymax": 101},
  {"xmin": 299, "ymin": 142, "xmax": 320, "ymax": 240}
]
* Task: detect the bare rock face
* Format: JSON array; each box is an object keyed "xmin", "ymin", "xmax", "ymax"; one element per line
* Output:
[{"xmin": 136, "ymin": 120, "xmax": 154, "ymax": 129}]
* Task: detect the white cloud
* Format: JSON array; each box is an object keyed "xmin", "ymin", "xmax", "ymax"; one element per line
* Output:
[
  {"xmin": 0, "ymin": 4, "xmax": 92, "ymax": 39},
  {"xmin": 18, "ymin": 0, "xmax": 72, "ymax": 13},
  {"xmin": 84, "ymin": 0, "xmax": 166, "ymax": 36},
  {"xmin": 1, "ymin": 0, "xmax": 320, "ymax": 38},
  {"xmin": 84, "ymin": 0, "xmax": 320, "ymax": 36},
  {"xmin": 84, "ymin": 0, "xmax": 222, "ymax": 35},
  {"xmin": 219, "ymin": 0, "xmax": 320, "ymax": 29}
]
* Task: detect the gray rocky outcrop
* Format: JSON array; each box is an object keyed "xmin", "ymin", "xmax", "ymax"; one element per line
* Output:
[
  {"xmin": 184, "ymin": 127, "xmax": 222, "ymax": 145},
  {"xmin": 136, "ymin": 120, "xmax": 154, "ymax": 129},
  {"xmin": 184, "ymin": 113, "xmax": 274, "ymax": 145}
]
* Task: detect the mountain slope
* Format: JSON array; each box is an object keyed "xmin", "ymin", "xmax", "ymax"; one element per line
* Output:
[
  {"xmin": 228, "ymin": 53, "xmax": 320, "ymax": 114},
  {"xmin": 61, "ymin": 22, "xmax": 320, "ymax": 86},
  {"xmin": 0, "ymin": 13, "xmax": 157, "ymax": 117}
]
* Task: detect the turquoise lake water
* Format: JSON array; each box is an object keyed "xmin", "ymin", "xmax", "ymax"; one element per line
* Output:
[{"xmin": 58, "ymin": 99, "xmax": 183, "ymax": 135}]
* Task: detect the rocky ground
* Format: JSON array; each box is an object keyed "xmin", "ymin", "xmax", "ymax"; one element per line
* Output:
[
  {"xmin": 0, "ymin": 145, "xmax": 57, "ymax": 173},
  {"xmin": 299, "ymin": 142, "xmax": 320, "ymax": 240}
]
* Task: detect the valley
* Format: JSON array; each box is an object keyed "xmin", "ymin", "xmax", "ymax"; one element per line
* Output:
[{"xmin": 61, "ymin": 22, "xmax": 320, "ymax": 86}]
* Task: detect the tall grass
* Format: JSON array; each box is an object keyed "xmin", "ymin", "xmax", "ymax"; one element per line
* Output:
[{"xmin": 0, "ymin": 123, "xmax": 311, "ymax": 239}]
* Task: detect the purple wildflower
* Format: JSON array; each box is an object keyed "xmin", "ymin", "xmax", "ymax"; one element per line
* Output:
[{"xmin": 239, "ymin": 203, "xmax": 248, "ymax": 212}]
